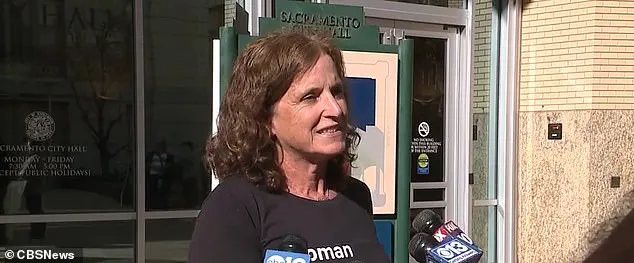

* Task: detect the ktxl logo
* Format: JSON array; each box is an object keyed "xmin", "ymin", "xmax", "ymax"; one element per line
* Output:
[
  {"xmin": 433, "ymin": 228, "xmax": 448, "ymax": 242},
  {"xmin": 444, "ymin": 222, "xmax": 459, "ymax": 232}
]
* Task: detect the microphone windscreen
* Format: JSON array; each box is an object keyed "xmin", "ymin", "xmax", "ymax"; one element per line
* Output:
[
  {"xmin": 412, "ymin": 209, "xmax": 443, "ymax": 234},
  {"xmin": 408, "ymin": 232, "xmax": 439, "ymax": 262},
  {"xmin": 280, "ymin": 234, "xmax": 308, "ymax": 253}
]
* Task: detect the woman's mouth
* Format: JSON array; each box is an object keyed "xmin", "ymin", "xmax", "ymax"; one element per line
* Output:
[{"xmin": 317, "ymin": 125, "xmax": 342, "ymax": 135}]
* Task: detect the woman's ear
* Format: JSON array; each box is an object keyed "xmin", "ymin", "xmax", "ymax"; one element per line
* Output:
[
  {"xmin": 268, "ymin": 122, "xmax": 277, "ymax": 140},
  {"xmin": 267, "ymin": 105, "xmax": 277, "ymax": 138}
]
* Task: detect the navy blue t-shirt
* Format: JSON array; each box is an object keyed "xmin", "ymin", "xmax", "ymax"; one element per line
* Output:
[{"xmin": 188, "ymin": 175, "xmax": 390, "ymax": 263}]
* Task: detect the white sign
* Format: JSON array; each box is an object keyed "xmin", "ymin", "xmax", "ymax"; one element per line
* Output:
[{"xmin": 417, "ymin": 121, "xmax": 430, "ymax": 138}]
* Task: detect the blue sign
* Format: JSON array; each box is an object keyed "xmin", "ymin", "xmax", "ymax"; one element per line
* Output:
[
  {"xmin": 346, "ymin": 77, "xmax": 376, "ymax": 131},
  {"xmin": 374, "ymin": 220, "xmax": 394, "ymax": 261},
  {"xmin": 417, "ymin": 167, "xmax": 429, "ymax": 175}
]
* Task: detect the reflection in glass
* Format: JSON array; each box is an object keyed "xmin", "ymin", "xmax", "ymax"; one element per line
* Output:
[
  {"xmin": 410, "ymin": 37, "xmax": 446, "ymax": 183},
  {"xmin": 0, "ymin": 0, "xmax": 135, "ymax": 217},
  {"xmin": 472, "ymin": 206, "xmax": 496, "ymax": 262},
  {"xmin": 146, "ymin": 218, "xmax": 195, "ymax": 262},
  {"xmin": 0, "ymin": 221, "xmax": 134, "ymax": 260},
  {"xmin": 470, "ymin": 1, "xmax": 497, "ymax": 261},
  {"xmin": 385, "ymin": 0, "xmax": 466, "ymax": 8},
  {"xmin": 471, "ymin": 0, "xmax": 495, "ymax": 201},
  {"xmin": 143, "ymin": 0, "xmax": 222, "ymax": 210}
]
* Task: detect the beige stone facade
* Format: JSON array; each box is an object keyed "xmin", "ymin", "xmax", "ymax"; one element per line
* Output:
[{"xmin": 518, "ymin": 0, "xmax": 634, "ymax": 262}]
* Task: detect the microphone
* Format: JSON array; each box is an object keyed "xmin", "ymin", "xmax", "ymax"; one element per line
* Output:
[
  {"xmin": 408, "ymin": 232, "xmax": 440, "ymax": 263},
  {"xmin": 412, "ymin": 209, "xmax": 444, "ymax": 235},
  {"xmin": 263, "ymin": 234, "xmax": 311, "ymax": 263},
  {"xmin": 431, "ymin": 221, "xmax": 475, "ymax": 246},
  {"xmin": 279, "ymin": 234, "xmax": 308, "ymax": 253},
  {"xmin": 409, "ymin": 210, "xmax": 483, "ymax": 262},
  {"xmin": 408, "ymin": 209, "xmax": 443, "ymax": 262},
  {"xmin": 430, "ymin": 221, "xmax": 483, "ymax": 262},
  {"xmin": 427, "ymin": 235, "xmax": 482, "ymax": 263}
]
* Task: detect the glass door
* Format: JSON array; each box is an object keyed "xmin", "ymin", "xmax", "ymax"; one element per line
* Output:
[
  {"xmin": 397, "ymin": 22, "xmax": 468, "ymax": 263},
  {"xmin": 371, "ymin": 18, "xmax": 470, "ymax": 247}
]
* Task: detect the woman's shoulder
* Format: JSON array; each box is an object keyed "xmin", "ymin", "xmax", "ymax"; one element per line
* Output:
[
  {"xmin": 340, "ymin": 176, "xmax": 373, "ymax": 215},
  {"xmin": 207, "ymin": 175, "xmax": 261, "ymax": 201},
  {"xmin": 190, "ymin": 175, "xmax": 265, "ymax": 263},
  {"xmin": 197, "ymin": 175, "xmax": 265, "ymax": 227}
]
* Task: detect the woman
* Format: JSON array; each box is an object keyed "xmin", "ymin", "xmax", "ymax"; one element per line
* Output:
[{"xmin": 188, "ymin": 27, "xmax": 390, "ymax": 263}]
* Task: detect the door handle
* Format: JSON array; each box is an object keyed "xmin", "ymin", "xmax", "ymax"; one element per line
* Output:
[{"xmin": 395, "ymin": 29, "xmax": 405, "ymax": 43}]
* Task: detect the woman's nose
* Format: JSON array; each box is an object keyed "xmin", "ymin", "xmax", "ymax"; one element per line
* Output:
[{"xmin": 322, "ymin": 93, "xmax": 344, "ymax": 117}]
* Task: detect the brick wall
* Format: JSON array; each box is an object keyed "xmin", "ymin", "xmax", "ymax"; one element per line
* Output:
[
  {"xmin": 224, "ymin": 0, "xmax": 237, "ymax": 26},
  {"xmin": 448, "ymin": 0, "xmax": 465, "ymax": 8},
  {"xmin": 589, "ymin": 1, "xmax": 634, "ymax": 109},
  {"xmin": 472, "ymin": 0, "xmax": 492, "ymax": 114},
  {"xmin": 520, "ymin": 0, "xmax": 634, "ymax": 112}
]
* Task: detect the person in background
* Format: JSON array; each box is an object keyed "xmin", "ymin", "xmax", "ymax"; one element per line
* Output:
[
  {"xmin": 179, "ymin": 141, "xmax": 201, "ymax": 209},
  {"xmin": 145, "ymin": 140, "xmax": 176, "ymax": 210},
  {"xmin": 188, "ymin": 27, "xmax": 390, "ymax": 263}
]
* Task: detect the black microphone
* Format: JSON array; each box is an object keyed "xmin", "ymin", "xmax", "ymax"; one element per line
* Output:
[
  {"xmin": 279, "ymin": 234, "xmax": 308, "ymax": 253},
  {"xmin": 417, "ymin": 210, "xmax": 483, "ymax": 263},
  {"xmin": 408, "ymin": 209, "xmax": 443, "ymax": 263},
  {"xmin": 412, "ymin": 209, "xmax": 443, "ymax": 235},
  {"xmin": 408, "ymin": 232, "xmax": 440, "ymax": 263}
]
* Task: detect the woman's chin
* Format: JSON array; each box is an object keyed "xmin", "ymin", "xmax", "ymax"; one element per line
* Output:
[{"xmin": 313, "ymin": 144, "xmax": 346, "ymax": 159}]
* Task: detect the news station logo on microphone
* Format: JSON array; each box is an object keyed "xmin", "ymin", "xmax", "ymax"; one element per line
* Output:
[
  {"xmin": 428, "ymin": 236, "xmax": 481, "ymax": 263},
  {"xmin": 427, "ymin": 221, "xmax": 482, "ymax": 262},
  {"xmin": 433, "ymin": 221, "xmax": 475, "ymax": 246},
  {"xmin": 265, "ymin": 234, "xmax": 311, "ymax": 263},
  {"xmin": 408, "ymin": 210, "xmax": 483, "ymax": 263},
  {"xmin": 264, "ymin": 249, "xmax": 310, "ymax": 263}
]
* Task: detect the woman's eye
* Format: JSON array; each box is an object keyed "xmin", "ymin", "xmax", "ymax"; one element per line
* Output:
[{"xmin": 301, "ymin": 94, "xmax": 317, "ymax": 101}]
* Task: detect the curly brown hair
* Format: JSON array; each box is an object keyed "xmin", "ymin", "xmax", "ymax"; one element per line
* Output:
[{"xmin": 205, "ymin": 27, "xmax": 360, "ymax": 193}]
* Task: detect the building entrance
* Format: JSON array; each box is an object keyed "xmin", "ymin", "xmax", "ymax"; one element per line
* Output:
[{"xmin": 373, "ymin": 19, "xmax": 471, "ymax": 263}]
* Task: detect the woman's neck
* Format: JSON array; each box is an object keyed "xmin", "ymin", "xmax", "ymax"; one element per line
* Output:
[{"xmin": 280, "ymin": 155, "xmax": 331, "ymax": 200}]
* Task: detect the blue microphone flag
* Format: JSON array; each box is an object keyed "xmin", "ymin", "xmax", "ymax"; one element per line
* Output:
[{"xmin": 264, "ymin": 249, "xmax": 311, "ymax": 263}]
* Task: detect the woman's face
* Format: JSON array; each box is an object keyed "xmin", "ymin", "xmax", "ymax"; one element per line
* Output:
[{"xmin": 270, "ymin": 54, "xmax": 347, "ymax": 162}]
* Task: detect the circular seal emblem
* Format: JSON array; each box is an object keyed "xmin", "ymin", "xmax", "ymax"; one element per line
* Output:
[
  {"xmin": 25, "ymin": 111, "xmax": 56, "ymax": 142},
  {"xmin": 417, "ymin": 153, "xmax": 429, "ymax": 168}
]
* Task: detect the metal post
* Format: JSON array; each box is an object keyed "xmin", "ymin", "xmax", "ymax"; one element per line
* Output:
[{"xmin": 133, "ymin": 0, "xmax": 146, "ymax": 262}]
